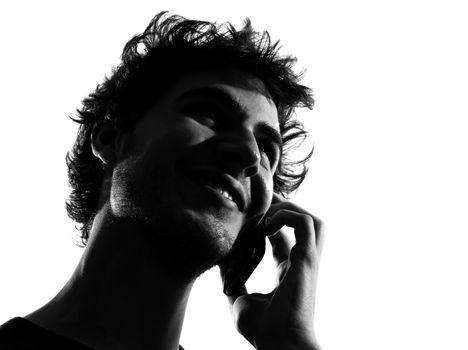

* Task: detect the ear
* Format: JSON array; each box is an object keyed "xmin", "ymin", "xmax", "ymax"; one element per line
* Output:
[{"xmin": 91, "ymin": 122, "xmax": 120, "ymax": 166}]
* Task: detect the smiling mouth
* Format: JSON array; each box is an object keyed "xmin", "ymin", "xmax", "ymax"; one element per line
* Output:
[
  {"xmin": 189, "ymin": 173, "xmax": 235, "ymax": 202},
  {"xmin": 183, "ymin": 170, "xmax": 244, "ymax": 211}
]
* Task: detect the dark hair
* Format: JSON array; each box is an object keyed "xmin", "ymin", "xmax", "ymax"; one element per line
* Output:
[{"xmin": 66, "ymin": 12, "xmax": 314, "ymax": 246}]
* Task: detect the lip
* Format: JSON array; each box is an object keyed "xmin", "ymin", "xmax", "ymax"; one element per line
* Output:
[{"xmin": 183, "ymin": 168, "xmax": 247, "ymax": 212}]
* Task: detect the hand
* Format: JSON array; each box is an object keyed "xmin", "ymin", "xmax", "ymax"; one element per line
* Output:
[{"xmin": 222, "ymin": 193, "xmax": 324, "ymax": 350}]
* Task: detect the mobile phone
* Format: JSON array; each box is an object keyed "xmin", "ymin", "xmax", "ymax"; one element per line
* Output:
[{"xmin": 221, "ymin": 215, "xmax": 267, "ymax": 296}]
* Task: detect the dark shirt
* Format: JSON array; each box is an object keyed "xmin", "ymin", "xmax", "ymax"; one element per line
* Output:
[{"xmin": 0, "ymin": 317, "xmax": 185, "ymax": 350}]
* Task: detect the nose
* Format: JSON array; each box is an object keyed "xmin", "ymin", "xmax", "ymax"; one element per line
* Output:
[{"xmin": 216, "ymin": 131, "xmax": 261, "ymax": 177}]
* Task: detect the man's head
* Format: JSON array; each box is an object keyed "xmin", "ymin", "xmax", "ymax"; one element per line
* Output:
[{"xmin": 66, "ymin": 12, "xmax": 314, "ymax": 249}]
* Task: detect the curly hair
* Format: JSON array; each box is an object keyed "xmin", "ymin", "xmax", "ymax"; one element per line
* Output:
[{"xmin": 66, "ymin": 11, "xmax": 314, "ymax": 246}]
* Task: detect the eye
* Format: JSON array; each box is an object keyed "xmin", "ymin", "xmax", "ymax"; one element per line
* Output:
[
  {"xmin": 182, "ymin": 103, "xmax": 220, "ymax": 127},
  {"xmin": 194, "ymin": 113, "xmax": 216, "ymax": 127},
  {"xmin": 258, "ymin": 140, "xmax": 276, "ymax": 165}
]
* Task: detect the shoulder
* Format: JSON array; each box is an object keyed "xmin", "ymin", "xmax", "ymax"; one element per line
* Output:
[
  {"xmin": 1, "ymin": 318, "xmax": 186, "ymax": 350},
  {"xmin": 0, "ymin": 317, "xmax": 92, "ymax": 350}
]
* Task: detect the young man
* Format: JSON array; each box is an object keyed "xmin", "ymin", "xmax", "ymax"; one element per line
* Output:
[{"xmin": 0, "ymin": 12, "xmax": 323, "ymax": 350}]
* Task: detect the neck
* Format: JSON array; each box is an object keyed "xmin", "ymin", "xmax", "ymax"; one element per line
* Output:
[{"xmin": 27, "ymin": 205, "xmax": 196, "ymax": 350}]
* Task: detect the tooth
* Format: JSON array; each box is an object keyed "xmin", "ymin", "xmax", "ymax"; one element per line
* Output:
[
  {"xmin": 221, "ymin": 190, "xmax": 233, "ymax": 201},
  {"xmin": 194, "ymin": 174, "xmax": 233, "ymax": 201}
]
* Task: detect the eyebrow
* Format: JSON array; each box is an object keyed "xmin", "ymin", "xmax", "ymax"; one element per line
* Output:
[{"xmin": 175, "ymin": 86, "xmax": 283, "ymax": 150}]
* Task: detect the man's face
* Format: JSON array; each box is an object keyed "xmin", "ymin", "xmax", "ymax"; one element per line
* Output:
[{"xmin": 109, "ymin": 69, "xmax": 280, "ymax": 276}]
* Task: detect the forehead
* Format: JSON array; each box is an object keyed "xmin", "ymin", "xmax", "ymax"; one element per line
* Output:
[{"xmin": 162, "ymin": 68, "xmax": 279, "ymax": 128}]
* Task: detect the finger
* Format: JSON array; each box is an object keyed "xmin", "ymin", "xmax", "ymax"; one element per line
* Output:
[
  {"xmin": 264, "ymin": 209, "xmax": 317, "ymax": 264},
  {"xmin": 275, "ymin": 259, "xmax": 291, "ymax": 284},
  {"xmin": 243, "ymin": 212, "xmax": 267, "ymax": 232},
  {"xmin": 265, "ymin": 201, "xmax": 323, "ymax": 249},
  {"xmin": 227, "ymin": 284, "xmax": 248, "ymax": 307},
  {"xmin": 315, "ymin": 217, "xmax": 325, "ymax": 257},
  {"xmin": 230, "ymin": 291, "xmax": 274, "ymax": 345},
  {"xmin": 268, "ymin": 229, "xmax": 292, "ymax": 266},
  {"xmin": 267, "ymin": 195, "xmax": 314, "ymax": 220}
]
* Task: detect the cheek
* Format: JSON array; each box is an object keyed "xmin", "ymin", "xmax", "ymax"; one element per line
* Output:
[
  {"xmin": 263, "ymin": 174, "xmax": 274, "ymax": 210},
  {"xmin": 117, "ymin": 119, "xmax": 211, "ymax": 191},
  {"xmin": 143, "ymin": 119, "xmax": 211, "ymax": 159},
  {"xmin": 249, "ymin": 170, "xmax": 274, "ymax": 216},
  {"xmin": 109, "ymin": 154, "xmax": 145, "ymax": 217}
]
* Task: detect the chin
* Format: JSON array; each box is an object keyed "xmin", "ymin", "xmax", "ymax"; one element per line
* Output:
[
  {"xmin": 140, "ymin": 202, "xmax": 241, "ymax": 280},
  {"xmin": 182, "ymin": 207, "xmax": 240, "ymax": 258}
]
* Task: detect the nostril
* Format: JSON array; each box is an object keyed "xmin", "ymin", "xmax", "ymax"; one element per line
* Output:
[{"xmin": 244, "ymin": 164, "xmax": 258, "ymax": 177}]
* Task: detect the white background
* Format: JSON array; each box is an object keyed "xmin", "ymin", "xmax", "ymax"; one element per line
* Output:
[{"xmin": 1, "ymin": 1, "xmax": 467, "ymax": 349}]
